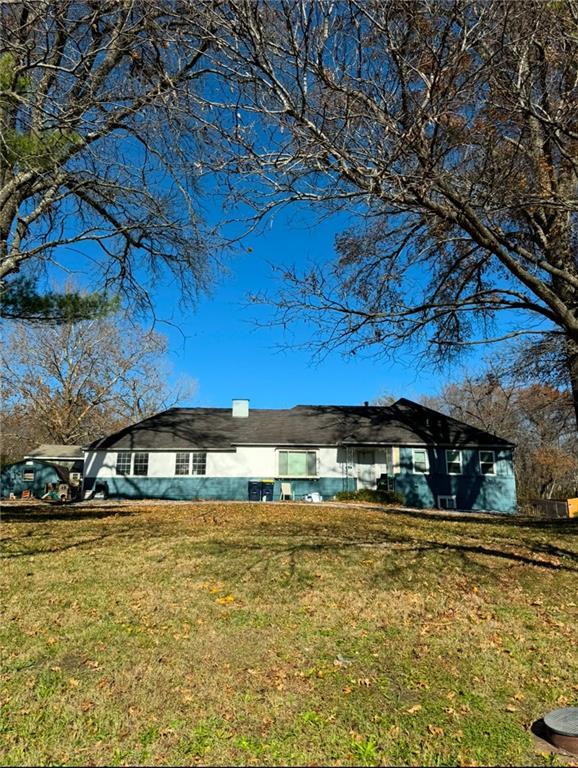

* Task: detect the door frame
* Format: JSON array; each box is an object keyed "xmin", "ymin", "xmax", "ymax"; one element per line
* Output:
[{"xmin": 356, "ymin": 448, "xmax": 376, "ymax": 489}]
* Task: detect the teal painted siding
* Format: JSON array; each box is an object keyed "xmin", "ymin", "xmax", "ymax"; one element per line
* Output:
[
  {"xmin": 83, "ymin": 476, "xmax": 352, "ymax": 501},
  {"xmin": 396, "ymin": 447, "xmax": 516, "ymax": 513},
  {"xmin": 0, "ymin": 460, "xmax": 63, "ymax": 498},
  {"xmin": 83, "ymin": 445, "xmax": 516, "ymax": 513}
]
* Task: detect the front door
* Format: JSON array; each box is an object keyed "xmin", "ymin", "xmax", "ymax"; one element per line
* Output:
[{"xmin": 357, "ymin": 449, "xmax": 375, "ymax": 489}]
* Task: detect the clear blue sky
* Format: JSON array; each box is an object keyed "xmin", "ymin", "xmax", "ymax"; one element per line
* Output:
[
  {"xmin": 38, "ymin": 183, "xmax": 523, "ymax": 409},
  {"xmin": 150, "ymin": 205, "xmax": 482, "ymax": 409},
  {"xmin": 39, "ymin": 164, "xmax": 514, "ymax": 409}
]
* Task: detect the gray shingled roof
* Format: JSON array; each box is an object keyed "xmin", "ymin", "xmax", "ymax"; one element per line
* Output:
[
  {"xmin": 87, "ymin": 398, "xmax": 514, "ymax": 451},
  {"xmin": 24, "ymin": 444, "xmax": 85, "ymax": 460}
]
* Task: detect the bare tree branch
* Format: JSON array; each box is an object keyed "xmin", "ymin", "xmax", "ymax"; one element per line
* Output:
[
  {"xmin": 0, "ymin": 310, "xmax": 196, "ymax": 458},
  {"xmin": 0, "ymin": 0, "xmax": 217, "ymax": 314},
  {"xmin": 190, "ymin": 0, "xmax": 578, "ymax": 425}
]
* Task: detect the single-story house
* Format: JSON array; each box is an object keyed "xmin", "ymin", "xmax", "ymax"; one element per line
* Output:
[{"xmin": 83, "ymin": 398, "xmax": 517, "ymax": 513}]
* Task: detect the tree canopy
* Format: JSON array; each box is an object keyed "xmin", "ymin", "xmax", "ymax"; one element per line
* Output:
[
  {"xmin": 0, "ymin": 312, "xmax": 195, "ymax": 462},
  {"xmin": 0, "ymin": 1, "xmax": 215, "ymax": 318},
  {"xmin": 192, "ymin": 0, "xmax": 578, "ymax": 425}
]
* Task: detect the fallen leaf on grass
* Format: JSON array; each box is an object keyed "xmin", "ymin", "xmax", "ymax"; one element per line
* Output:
[
  {"xmin": 215, "ymin": 594, "xmax": 235, "ymax": 605},
  {"xmin": 428, "ymin": 725, "xmax": 444, "ymax": 736},
  {"xmin": 457, "ymin": 754, "xmax": 478, "ymax": 767},
  {"xmin": 513, "ymin": 692, "xmax": 525, "ymax": 701},
  {"xmin": 406, "ymin": 704, "xmax": 422, "ymax": 714}
]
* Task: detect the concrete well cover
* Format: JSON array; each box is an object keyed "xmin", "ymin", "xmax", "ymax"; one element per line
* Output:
[{"xmin": 544, "ymin": 708, "xmax": 578, "ymax": 737}]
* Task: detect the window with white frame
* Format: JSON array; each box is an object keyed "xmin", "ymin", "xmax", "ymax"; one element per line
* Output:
[
  {"xmin": 133, "ymin": 452, "xmax": 149, "ymax": 476},
  {"xmin": 116, "ymin": 451, "xmax": 131, "ymax": 475},
  {"xmin": 438, "ymin": 495, "xmax": 457, "ymax": 510},
  {"xmin": 191, "ymin": 451, "xmax": 207, "ymax": 476},
  {"xmin": 23, "ymin": 469, "xmax": 35, "ymax": 481},
  {"xmin": 278, "ymin": 450, "xmax": 317, "ymax": 477},
  {"xmin": 175, "ymin": 452, "xmax": 190, "ymax": 475},
  {"xmin": 446, "ymin": 449, "xmax": 462, "ymax": 475},
  {"xmin": 479, "ymin": 450, "xmax": 496, "ymax": 475},
  {"xmin": 412, "ymin": 448, "xmax": 428, "ymax": 474}
]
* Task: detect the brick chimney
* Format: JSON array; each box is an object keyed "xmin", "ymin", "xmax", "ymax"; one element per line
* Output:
[{"xmin": 232, "ymin": 399, "xmax": 249, "ymax": 418}]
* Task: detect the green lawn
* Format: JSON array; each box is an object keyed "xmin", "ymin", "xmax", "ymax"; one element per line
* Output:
[{"xmin": 1, "ymin": 500, "xmax": 577, "ymax": 766}]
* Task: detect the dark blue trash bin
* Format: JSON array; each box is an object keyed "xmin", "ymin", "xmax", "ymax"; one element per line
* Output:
[
  {"xmin": 248, "ymin": 481, "xmax": 262, "ymax": 501},
  {"xmin": 261, "ymin": 482, "xmax": 274, "ymax": 502}
]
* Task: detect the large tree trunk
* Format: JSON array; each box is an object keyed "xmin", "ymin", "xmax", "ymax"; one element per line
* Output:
[
  {"xmin": 550, "ymin": 175, "xmax": 578, "ymax": 433},
  {"xmin": 565, "ymin": 335, "xmax": 578, "ymax": 434},
  {"xmin": 556, "ymin": 268, "xmax": 578, "ymax": 434}
]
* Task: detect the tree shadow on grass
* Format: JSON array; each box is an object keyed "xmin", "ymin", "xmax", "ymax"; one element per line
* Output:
[
  {"xmin": 368, "ymin": 505, "xmax": 578, "ymax": 534},
  {"xmin": 3, "ymin": 501, "xmax": 577, "ymax": 574},
  {"xmin": 0, "ymin": 502, "xmax": 140, "ymax": 523},
  {"xmin": 199, "ymin": 529, "xmax": 578, "ymax": 586},
  {"xmin": 0, "ymin": 527, "xmax": 138, "ymax": 558}
]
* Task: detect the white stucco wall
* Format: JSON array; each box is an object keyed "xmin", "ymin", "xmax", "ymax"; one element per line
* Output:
[
  {"xmin": 84, "ymin": 451, "xmax": 117, "ymax": 478},
  {"xmin": 84, "ymin": 445, "xmax": 390, "ymax": 480}
]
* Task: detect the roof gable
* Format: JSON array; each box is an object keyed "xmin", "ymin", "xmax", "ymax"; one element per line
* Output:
[{"xmin": 386, "ymin": 398, "xmax": 513, "ymax": 448}]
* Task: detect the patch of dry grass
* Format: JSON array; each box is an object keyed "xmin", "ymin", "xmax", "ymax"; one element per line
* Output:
[{"xmin": 1, "ymin": 500, "xmax": 577, "ymax": 766}]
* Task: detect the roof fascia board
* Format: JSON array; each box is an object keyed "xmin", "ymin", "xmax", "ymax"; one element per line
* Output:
[
  {"xmin": 84, "ymin": 440, "xmax": 508, "ymax": 452},
  {"xmin": 86, "ymin": 442, "xmax": 514, "ymax": 451},
  {"xmin": 234, "ymin": 441, "xmax": 514, "ymax": 448},
  {"xmin": 85, "ymin": 447, "xmax": 237, "ymax": 453}
]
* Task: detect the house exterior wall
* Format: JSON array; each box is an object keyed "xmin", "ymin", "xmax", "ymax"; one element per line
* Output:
[
  {"xmin": 83, "ymin": 446, "xmax": 354, "ymax": 501},
  {"xmin": 84, "ymin": 446, "xmax": 346, "ymax": 479},
  {"xmin": 83, "ymin": 443, "xmax": 516, "ymax": 512},
  {"xmin": 82, "ymin": 475, "xmax": 350, "ymax": 501},
  {"xmin": 394, "ymin": 446, "xmax": 517, "ymax": 514},
  {"xmin": 0, "ymin": 460, "xmax": 64, "ymax": 499}
]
